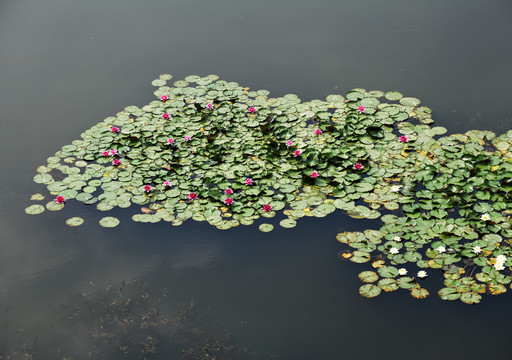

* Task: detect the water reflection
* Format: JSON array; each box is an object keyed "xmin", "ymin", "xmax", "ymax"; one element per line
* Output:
[{"xmin": 1, "ymin": 280, "xmax": 238, "ymax": 360}]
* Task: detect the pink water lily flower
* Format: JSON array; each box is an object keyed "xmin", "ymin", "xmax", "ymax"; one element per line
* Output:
[
  {"xmin": 399, "ymin": 135, "xmax": 409, "ymax": 143},
  {"xmin": 184, "ymin": 135, "xmax": 191, "ymax": 142},
  {"xmin": 163, "ymin": 180, "xmax": 170, "ymax": 187},
  {"xmin": 55, "ymin": 195, "xmax": 65, "ymax": 204},
  {"xmin": 162, "ymin": 113, "xmax": 170, "ymax": 120},
  {"xmin": 224, "ymin": 188, "xmax": 233, "ymax": 195},
  {"xmin": 357, "ymin": 106, "xmax": 365, "ymax": 113},
  {"xmin": 206, "ymin": 103, "xmax": 213, "ymax": 110},
  {"xmin": 314, "ymin": 128, "xmax": 323, "ymax": 135},
  {"xmin": 143, "ymin": 185, "xmax": 152, "ymax": 193},
  {"xmin": 160, "ymin": 95, "xmax": 169, "ymax": 101},
  {"xmin": 110, "ymin": 149, "xmax": 117, "ymax": 155},
  {"xmin": 112, "ymin": 159, "xmax": 121, "ymax": 166},
  {"xmin": 102, "ymin": 151, "xmax": 110, "ymax": 157},
  {"xmin": 111, "ymin": 126, "xmax": 120, "ymax": 133},
  {"xmin": 248, "ymin": 107, "xmax": 256, "ymax": 113},
  {"xmin": 187, "ymin": 192, "xmax": 198, "ymax": 200},
  {"xmin": 224, "ymin": 197, "xmax": 234, "ymax": 205},
  {"xmin": 294, "ymin": 150, "xmax": 302, "ymax": 157},
  {"xmin": 353, "ymin": 163, "xmax": 364, "ymax": 170},
  {"xmin": 262, "ymin": 204, "xmax": 272, "ymax": 212},
  {"xmin": 167, "ymin": 138, "xmax": 175, "ymax": 144},
  {"xmin": 310, "ymin": 171, "xmax": 319, "ymax": 178},
  {"xmin": 286, "ymin": 140, "xmax": 293, "ymax": 147},
  {"xmin": 245, "ymin": 178, "xmax": 253, "ymax": 185}
]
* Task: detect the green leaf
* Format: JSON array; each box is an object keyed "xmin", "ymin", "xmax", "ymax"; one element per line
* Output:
[
  {"xmin": 279, "ymin": 219, "xmax": 297, "ymax": 228},
  {"xmin": 378, "ymin": 266, "xmax": 398, "ymax": 278},
  {"xmin": 99, "ymin": 216, "xmax": 120, "ymax": 228},
  {"xmin": 25, "ymin": 204, "xmax": 45, "ymax": 215},
  {"xmin": 358, "ymin": 271, "xmax": 379, "ymax": 283},
  {"xmin": 359, "ymin": 284, "xmax": 381, "ymax": 298},
  {"xmin": 259, "ymin": 223, "xmax": 274, "ymax": 232},
  {"xmin": 66, "ymin": 217, "xmax": 84, "ymax": 226}
]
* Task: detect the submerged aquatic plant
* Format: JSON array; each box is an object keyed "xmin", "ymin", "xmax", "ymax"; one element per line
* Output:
[{"xmin": 27, "ymin": 74, "xmax": 512, "ymax": 303}]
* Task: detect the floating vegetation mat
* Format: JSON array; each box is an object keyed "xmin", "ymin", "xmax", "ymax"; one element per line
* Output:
[{"xmin": 27, "ymin": 74, "xmax": 512, "ymax": 303}]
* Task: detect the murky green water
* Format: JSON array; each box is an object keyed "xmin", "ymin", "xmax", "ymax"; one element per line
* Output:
[{"xmin": 1, "ymin": 0, "xmax": 511, "ymax": 358}]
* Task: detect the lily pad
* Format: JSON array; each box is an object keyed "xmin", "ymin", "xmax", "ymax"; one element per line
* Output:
[
  {"xmin": 359, "ymin": 284, "xmax": 381, "ymax": 298},
  {"xmin": 66, "ymin": 217, "xmax": 84, "ymax": 226},
  {"xmin": 25, "ymin": 204, "xmax": 45, "ymax": 215},
  {"xmin": 358, "ymin": 271, "xmax": 379, "ymax": 283},
  {"xmin": 259, "ymin": 223, "xmax": 274, "ymax": 232},
  {"xmin": 99, "ymin": 216, "xmax": 120, "ymax": 228}
]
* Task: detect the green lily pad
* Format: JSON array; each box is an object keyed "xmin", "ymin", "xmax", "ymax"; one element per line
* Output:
[
  {"xmin": 279, "ymin": 219, "xmax": 297, "ymax": 228},
  {"xmin": 259, "ymin": 223, "xmax": 274, "ymax": 232},
  {"xmin": 25, "ymin": 204, "xmax": 45, "ymax": 215},
  {"xmin": 99, "ymin": 216, "xmax": 120, "ymax": 228},
  {"xmin": 66, "ymin": 217, "xmax": 84, "ymax": 226},
  {"xmin": 359, "ymin": 284, "xmax": 381, "ymax": 298},
  {"xmin": 358, "ymin": 271, "xmax": 379, "ymax": 283},
  {"xmin": 46, "ymin": 201, "xmax": 64, "ymax": 211}
]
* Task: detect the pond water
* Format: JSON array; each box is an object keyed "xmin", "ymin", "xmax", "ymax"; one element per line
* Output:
[{"xmin": 1, "ymin": 0, "xmax": 512, "ymax": 358}]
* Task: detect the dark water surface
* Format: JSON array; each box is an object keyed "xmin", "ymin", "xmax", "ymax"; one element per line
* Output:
[{"xmin": 1, "ymin": 0, "xmax": 512, "ymax": 358}]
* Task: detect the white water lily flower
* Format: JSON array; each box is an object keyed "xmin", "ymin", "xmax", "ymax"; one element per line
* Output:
[
  {"xmin": 389, "ymin": 247, "xmax": 399, "ymax": 254},
  {"xmin": 436, "ymin": 246, "xmax": 446, "ymax": 253},
  {"xmin": 393, "ymin": 236, "xmax": 401, "ymax": 242},
  {"xmin": 495, "ymin": 263, "xmax": 506, "ymax": 271},
  {"xmin": 398, "ymin": 268, "xmax": 408, "ymax": 276},
  {"xmin": 417, "ymin": 270, "xmax": 428, "ymax": 278},
  {"xmin": 472, "ymin": 246, "xmax": 482, "ymax": 254},
  {"xmin": 481, "ymin": 213, "xmax": 490, "ymax": 221},
  {"xmin": 496, "ymin": 255, "xmax": 507, "ymax": 263},
  {"xmin": 390, "ymin": 185, "xmax": 402, "ymax": 192}
]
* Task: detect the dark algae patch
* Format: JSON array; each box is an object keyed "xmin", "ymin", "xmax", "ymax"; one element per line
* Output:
[{"xmin": 28, "ymin": 74, "xmax": 512, "ymax": 303}]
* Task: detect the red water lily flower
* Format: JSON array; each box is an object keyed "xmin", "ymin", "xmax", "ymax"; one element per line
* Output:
[
  {"xmin": 224, "ymin": 188, "xmax": 233, "ymax": 195},
  {"xmin": 143, "ymin": 185, "xmax": 152, "ymax": 193},
  {"xmin": 187, "ymin": 192, "xmax": 198, "ymax": 200},
  {"xmin": 111, "ymin": 126, "xmax": 120, "ymax": 133},
  {"xmin": 162, "ymin": 113, "xmax": 170, "ymax": 120},
  {"xmin": 262, "ymin": 204, "xmax": 272, "ymax": 212},
  {"xmin": 245, "ymin": 178, "xmax": 253, "ymax": 185},
  {"xmin": 353, "ymin": 163, "xmax": 364, "ymax": 170},
  {"xmin": 112, "ymin": 159, "xmax": 121, "ymax": 166},
  {"xmin": 248, "ymin": 107, "xmax": 256, "ymax": 113},
  {"xmin": 55, "ymin": 196, "xmax": 65, "ymax": 204},
  {"xmin": 224, "ymin": 197, "xmax": 234, "ymax": 205},
  {"xmin": 310, "ymin": 171, "xmax": 319, "ymax": 178},
  {"xmin": 160, "ymin": 95, "xmax": 169, "ymax": 101},
  {"xmin": 357, "ymin": 106, "xmax": 365, "ymax": 113},
  {"xmin": 399, "ymin": 135, "xmax": 409, "ymax": 143},
  {"xmin": 294, "ymin": 150, "xmax": 302, "ymax": 157},
  {"xmin": 314, "ymin": 128, "xmax": 322, "ymax": 135}
]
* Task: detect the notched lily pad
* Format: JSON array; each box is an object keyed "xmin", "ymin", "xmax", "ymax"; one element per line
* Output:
[
  {"xmin": 66, "ymin": 217, "xmax": 84, "ymax": 226},
  {"xmin": 99, "ymin": 216, "xmax": 120, "ymax": 228},
  {"xmin": 25, "ymin": 204, "xmax": 45, "ymax": 215},
  {"xmin": 259, "ymin": 223, "xmax": 274, "ymax": 232}
]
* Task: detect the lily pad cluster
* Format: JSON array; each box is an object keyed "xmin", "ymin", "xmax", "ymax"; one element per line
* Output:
[
  {"xmin": 27, "ymin": 74, "xmax": 511, "ymax": 303},
  {"xmin": 338, "ymin": 129, "xmax": 512, "ymax": 303}
]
